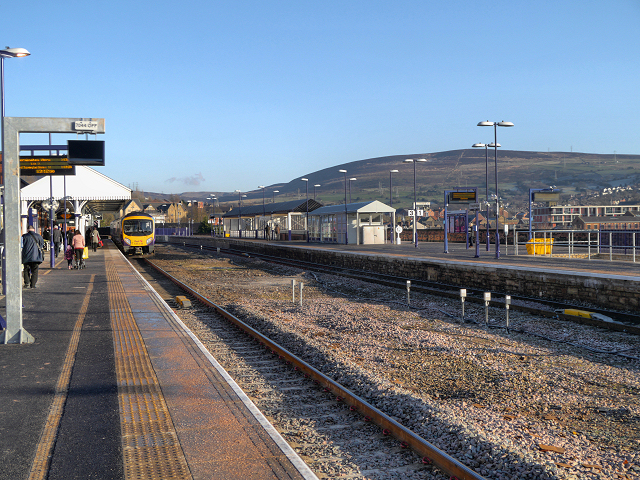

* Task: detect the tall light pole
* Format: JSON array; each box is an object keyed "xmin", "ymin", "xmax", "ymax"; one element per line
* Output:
[
  {"xmin": 1, "ymin": 47, "xmax": 30, "ymax": 295},
  {"xmin": 472, "ymin": 142, "xmax": 500, "ymax": 251},
  {"xmin": 272, "ymin": 190, "xmax": 279, "ymax": 203},
  {"xmin": 339, "ymin": 169, "xmax": 348, "ymax": 244},
  {"xmin": 389, "ymin": 170, "xmax": 398, "ymax": 208},
  {"xmin": 349, "ymin": 178, "xmax": 356, "ymax": 204},
  {"xmin": 314, "ymin": 184, "xmax": 320, "ymax": 201},
  {"xmin": 478, "ymin": 121, "xmax": 514, "ymax": 259},
  {"xmin": 301, "ymin": 178, "xmax": 309, "ymax": 242},
  {"xmin": 403, "ymin": 158, "xmax": 427, "ymax": 248},
  {"xmin": 259, "ymin": 185, "xmax": 266, "ymax": 237}
]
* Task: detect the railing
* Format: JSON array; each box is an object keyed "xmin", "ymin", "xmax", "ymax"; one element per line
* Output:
[{"xmin": 509, "ymin": 229, "xmax": 639, "ymax": 262}]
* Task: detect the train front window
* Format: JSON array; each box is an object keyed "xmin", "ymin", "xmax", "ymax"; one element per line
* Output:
[{"xmin": 123, "ymin": 219, "xmax": 153, "ymax": 236}]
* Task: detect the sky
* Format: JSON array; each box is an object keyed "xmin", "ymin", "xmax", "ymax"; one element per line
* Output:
[{"xmin": 4, "ymin": 0, "xmax": 640, "ymax": 195}]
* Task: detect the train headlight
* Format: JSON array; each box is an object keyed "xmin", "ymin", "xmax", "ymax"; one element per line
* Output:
[
  {"xmin": 146, "ymin": 237, "xmax": 153, "ymax": 245},
  {"xmin": 123, "ymin": 238, "xmax": 131, "ymax": 246}
]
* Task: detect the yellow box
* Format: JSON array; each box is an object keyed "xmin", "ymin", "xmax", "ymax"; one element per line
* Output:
[{"xmin": 526, "ymin": 238, "xmax": 554, "ymax": 255}]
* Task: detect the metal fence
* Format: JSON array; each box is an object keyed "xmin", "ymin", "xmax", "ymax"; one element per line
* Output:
[{"xmin": 509, "ymin": 229, "xmax": 640, "ymax": 262}]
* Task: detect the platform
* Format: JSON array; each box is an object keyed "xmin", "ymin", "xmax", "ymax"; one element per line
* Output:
[{"xmin": 0, "ymin": 242, "xmax": 316, "ymax": 480}]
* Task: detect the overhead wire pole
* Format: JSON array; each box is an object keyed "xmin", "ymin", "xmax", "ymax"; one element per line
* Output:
[{"xmin": 339, "ymin": 169, "xmax": 348, "ymax": 244}]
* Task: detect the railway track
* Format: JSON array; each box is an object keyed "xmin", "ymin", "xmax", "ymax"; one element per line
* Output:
[
  {"xmin": 174, "ymin": 240, "xmax": 640, "ymax": 335},
  {"xmin": 132, "ymin": 257, "xmax": 486, "ymax": 480}
]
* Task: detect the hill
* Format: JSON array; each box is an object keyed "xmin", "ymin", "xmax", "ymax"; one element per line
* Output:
[{"xmin": 157, "ymin": 149, "xmax": 640, "ymax": 210}]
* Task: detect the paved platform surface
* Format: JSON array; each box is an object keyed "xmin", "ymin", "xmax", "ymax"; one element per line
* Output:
[{"xmin": 0, "ymin": 242, "xmax": 315, "ymax": 480}]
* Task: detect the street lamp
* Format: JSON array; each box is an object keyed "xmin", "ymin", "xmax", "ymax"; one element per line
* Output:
[
  {"xmin": 403, "ymin": 158, "xmax": 427, "ymax": 248},
  {"xmin": 339, "ymin": 169, "xmax": 348, "ymax": 244},
  {"xmin": 301, "ymin": 178, "xmax": 309, "ymax": 242},
  {"xmin": 313, "ymin": 184, "xmax": 320, "ymax": 200},
  {"xmin": 472, "ymin": 142, "xmax": 500, "ymax": 252},
  {"xmin": 389, "ymin": 170, "xmax": 399, "ymax": 245},
  {"xmin": 478, "ymin": 121, "xmax": 514, "ymax": 259},
  {"xmin": 272, "ymin": 190, "xmax": 279, "ymax": 203},
  {"xmin": 1, "ymin": 47, "xmax": 30, "ymax": 295},
  {"xmin": 349, "ymin": 178, "xmax": 356, "ymax": 204},
  {"xmin": 259, "ymin": 185, "xmax": 266, "ymax": 237}
]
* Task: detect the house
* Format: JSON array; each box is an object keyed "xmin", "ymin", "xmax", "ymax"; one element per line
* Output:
[{"xmin": 572, "ymin": 211, "xmax": 640, "ymax": 230}]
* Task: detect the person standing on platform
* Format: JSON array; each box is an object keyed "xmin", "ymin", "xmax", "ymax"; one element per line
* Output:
[
  {"xmin": 21, "ymin": 225, "xmax": 44, "ymax": 289},
  {"xmin": 64, "ymin": 244, "xmax": 74, "ymax": 269},
  {"xmin": 72, "ymin": 229, "xmax": 85, "ymax": 269},
  {"xmin": 275, "ymin": 224, "xmax": 280, "ymax": 241},
  {"xmin": 66, "ymin": 228, "xmax": 74, "ymax": 248},
  {"xmin": 52, "ymin": 225, "xmax": 63, "ymax": 257},
  {"xmin": 90, "ymin": 227, "xmax": 101, "ymax": 252}
]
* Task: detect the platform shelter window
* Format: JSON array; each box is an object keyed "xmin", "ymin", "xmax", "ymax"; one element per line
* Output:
[
  {"xmin": 124, "ymin": 219, "xmax": 153, "ymax": 235},
  {"xmin": 290, "ymin": 214, "xmax": 305, "ymax": 231}
]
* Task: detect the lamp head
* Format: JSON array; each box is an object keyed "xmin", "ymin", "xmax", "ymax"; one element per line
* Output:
[
  {"xmin": 349, "ymin": 177, "xmax": 356, "ymax": 181},
  {"xmin": 0, "ymin": 47, "xmax": 30, "ymax": 58},
  {"xmin": 472, "ymin": 143, "xmax": 486, "ymax": 148},
  {"xmin": 478, "ymin": 121, "xmax": 494, "ymax": 127},
  {"xmin": 258, "ymin": 185, "xmax": 265, "ymax": 189},
  {"xmin": 498, "ymin": 121, "xmax": 514, "ymax": 127},
  {"xmin": 416, "ymin": 158, "xmax": 427, "ymax": 163},
  {"xmin": 301, "ymin": 178, "xmax": 308, "ymax": 182},
  {"xmin": 403, "ymin": 159, "xmax": 414, "ymax": 163},
  {"xmin": 390, "ymin": 169, "xmax": 399, "ymax": 173},
  {"xmin": 314, "ymin": 184, "xmax": 321, "ymax": 187},
  {"xmin": 338, "ymin": 169, "xmax": 347, "ymax": 173},
  {"xmin": 488, "ymin": 142, "xmax": 501, "ymax": 148},
  {"xmin": 273, "ymin": 190, "xmax": 279, "ymax": 193}
]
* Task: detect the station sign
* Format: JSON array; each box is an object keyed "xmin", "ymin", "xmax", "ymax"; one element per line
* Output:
[
  {"xmin": 67, "ymin": 140, "xmax": 105, "ymax": 166},
  {"xmin": 408, "ymin": 209, "xmax": 424, "ymax": 217},
  {"xmin": 448, "ymin": 190, "xmax": 477, "ymax": 204},
  {"xmin": 20, "ymin": 156, "xmax": 76, "ymax": 176}
]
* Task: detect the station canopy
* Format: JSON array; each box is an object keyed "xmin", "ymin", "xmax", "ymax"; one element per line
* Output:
[
  {"xmin": 310, "ymin": 200, "xmax": 396, "ymax": 216},
  {"xmin": 222, "ymin": 198, "xmax": 323, "ymax": 218},
  {"xmin": 20, "ymin": 166, "xmax": 131, "ymax": 213}
]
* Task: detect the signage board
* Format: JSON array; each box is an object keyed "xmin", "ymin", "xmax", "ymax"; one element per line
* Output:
[
  {"xmin": 67, "ymin": 140, "xmax": 105, "ymax": 166},
  {"xmin": 408, "ymin": 209, "xmax": 424, "ymax": 217},
  {"xmin": 469, "ymin": 203, "xmax": 481, "ymax": 210},
  {"xmin": 20, "ymin": 156, "xmax": 76, "ymax": 176},
  {"xmin": 533, "ymin": 192, "xmax": 561, "ymax": 203},
  {"xmin": 448, "ymin": 190, "xmax": 477, "ymax": 204},
  {"xmin": 74, "ymin": 121, "xmax": 99, "ymax": 131}
]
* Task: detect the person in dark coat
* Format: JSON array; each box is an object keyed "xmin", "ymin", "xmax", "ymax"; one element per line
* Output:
[
  {"xmin": 21, "ymin": 225, "xmax": 44, "ymax": 288},
  {"xmin": 52, "ymin": 225, "xmax": 63, "ymax": 257}
]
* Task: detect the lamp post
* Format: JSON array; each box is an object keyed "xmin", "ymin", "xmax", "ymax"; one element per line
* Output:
[
  {"xmin": 348, "ymin": 178, "xmax": 356, "ymax": 204},
  {"xmin": 1, "ymin": 47, "xmax": 30, "ymax": 295},
  {"xmin": 313, "ymin": 184, "xmax": 320, "ymax": 201},
  {"xmin": 403, "ymin": 158, "xmax": 427, "ymax": 248},
  {"xmin": 301, "ymin": 178, "xmax": 309, "ymax": 242},
  {"xmin": 472, "ymin": 142, "xmax": 500, "ymax": 251},
  {"xmin": 339, "ymin": 169, "xmax": 348, "ymax": 244},
  {"xmin": 272, "ymin": 190, "xmax": 279, "ymax": 203},
  {"xmin": 389, "ymin": 170, "xmax": 398, "ymax": 245},
  {"xmin": 259, "ymin": 185, "xmax": 266, "ymax": 237},
  {"xmin": 234, "ymin": 190, "xmax": 242, "ymax": 238},
  {"xmin": 478, "ymin": 121, "xmax": 514, "ymax": 259}
]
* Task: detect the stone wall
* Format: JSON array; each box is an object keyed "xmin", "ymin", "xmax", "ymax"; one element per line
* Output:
[{"xmin": 168, "ymin": 236, "xmax": 638, "ymax": 312}]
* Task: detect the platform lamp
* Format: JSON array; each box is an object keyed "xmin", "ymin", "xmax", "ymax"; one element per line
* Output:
[
  {"xmin": 472, "ymin": 142, "xmax": 500, "ymax": 252},
  {"xmin": 349, "ymin": 178, "xmax": 356, "ymax": 204},
  {"xmin": 259, "ymin": 185, "xmax": 266, "ymax": 237},
  {"xmin": 1, "ymin": 47, "xmax": 30, "ymax": 296},
  {"xmin": 272, "ymin": 190, "xmax": 279, "ymax": 203},
  {"xmin": 403, "ymin": 158, "xmax": 427, "ymax": 248},
  {"xmin": 477, "ymin": 121, "xmax": 514, "ymax": 259},
  {"xmin": 313, "ymin": 184, "xmax": 320, "ymax": 201},
  {"xmin": 339, "ymin": 169, "xmax": 348, "ymax": 244},
  {"xmin": 389, "ymin": 169, "xmax": 399, "ymax": 245},
  {"xmin": 301, "ymin": 178, "xmax": 309, "ymax": 243}
]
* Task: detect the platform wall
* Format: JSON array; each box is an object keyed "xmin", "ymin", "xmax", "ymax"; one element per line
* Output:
[{"xmin": 168, "ymin": 236, "xmax": 638, "ymax": 312}]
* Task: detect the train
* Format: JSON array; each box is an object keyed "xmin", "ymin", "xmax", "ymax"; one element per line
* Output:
[{"xmin": 110, "ymin": 211, "xmax": 155, "ymax": 254}]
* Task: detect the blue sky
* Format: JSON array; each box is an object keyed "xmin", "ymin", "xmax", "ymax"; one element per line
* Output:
[{"xmin": 4, "ymin": 0, "xmax": 640, "ymax": 194}]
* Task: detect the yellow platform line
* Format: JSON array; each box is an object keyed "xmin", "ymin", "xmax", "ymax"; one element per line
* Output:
[
  {"xmin": 27, "ymin": 275, "xmax": 95, "ymax": 480},
  {"xmin": 106, "ymin": 253, "xmax": 192, "ymax": 480}
]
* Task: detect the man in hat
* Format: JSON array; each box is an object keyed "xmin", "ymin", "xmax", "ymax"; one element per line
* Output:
[{"xmin": 21, "ymin": 225, "xmax": 44, "ymax": 289}]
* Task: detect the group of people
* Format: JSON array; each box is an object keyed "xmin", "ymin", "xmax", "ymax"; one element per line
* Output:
[{"xmin": 22, "ymin": 225, "xmax": 102, "ymax": 288}]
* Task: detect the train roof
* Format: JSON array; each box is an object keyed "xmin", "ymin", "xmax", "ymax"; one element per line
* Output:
[{"xmin": 121, "ymin": 211, "xmax": 154, "ymax": 220}]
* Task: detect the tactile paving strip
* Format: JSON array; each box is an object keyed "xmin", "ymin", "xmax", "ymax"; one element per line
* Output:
[{"xmin": 106, "ymin": 255, "xmax": 192, "ymax": 480}]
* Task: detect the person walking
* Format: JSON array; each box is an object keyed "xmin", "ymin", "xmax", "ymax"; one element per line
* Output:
[
  {"xmin": 52, "ymin": 225, "xmax": 63, "ymax": 257},
  {"xmin": 90, "ymin": 226, "xmax": 101, "ymax": 252},
  {"xmin": 21, "ymin": 225, "xmax": 44, "ymax": 288},
  {"xmin": 72, "ymin": 229, "xmax": 86, "ymax": 269},
  {"xmin": 64, "ymin": 244, "xmax": 74, "ymax": 269}
]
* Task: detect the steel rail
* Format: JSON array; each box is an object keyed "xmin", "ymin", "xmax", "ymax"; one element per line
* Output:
[
  {"xmin": 174, "ymin": 241, "xmax": 640, "ymax": 332},
  {"xmin": 141, "ymin": 257, "xmax": 488, "ymax": 480}
]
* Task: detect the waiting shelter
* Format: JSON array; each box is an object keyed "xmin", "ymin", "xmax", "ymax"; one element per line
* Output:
[
  {"xmin": 222, "ymin": 199, "xmax": 323, "ymax": 240},
  {"xmin": 308, "ymin": 200, "xmax": 396, "ymax": 244},
  {"xmin": 20, "ymin": 166, "xmax": 131, "ymax": 235}
]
